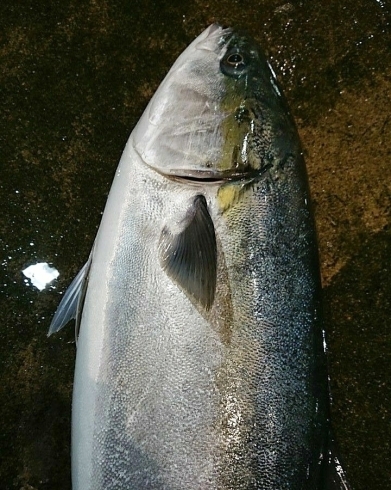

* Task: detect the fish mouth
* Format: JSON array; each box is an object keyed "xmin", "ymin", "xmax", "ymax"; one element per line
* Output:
[
  {"xmin": 195, "ymin": 24, "xmax": 233, "ymax": 52},
  {"xmin": 163, "ymin": 167, "xmax": 265, "ymax": 184}
]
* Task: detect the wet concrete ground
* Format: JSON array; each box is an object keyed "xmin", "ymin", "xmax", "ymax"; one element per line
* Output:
[{"xmin": 1, "ymin": 0, "xmax": 390, "ymax": 488}]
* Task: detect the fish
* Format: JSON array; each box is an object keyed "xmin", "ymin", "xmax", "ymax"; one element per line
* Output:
[{"xmin": 49, "ymin": 24, "xmax": 352, "ymax": 490}]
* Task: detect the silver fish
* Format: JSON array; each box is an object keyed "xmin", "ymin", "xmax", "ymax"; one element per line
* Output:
[{"xmin": 49, "ymin": 24, "xmax": 352, "ymax": 490}]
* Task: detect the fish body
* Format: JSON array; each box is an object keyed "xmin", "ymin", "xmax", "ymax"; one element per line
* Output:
[{"xmin": 50, "ymin": 24, "xmax": 351, "ymax": 489}]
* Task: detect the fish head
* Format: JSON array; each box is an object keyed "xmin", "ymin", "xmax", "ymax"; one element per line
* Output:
[{"xmin": 133, "ymin": 24, "xmax": 299, "ymax": 183}]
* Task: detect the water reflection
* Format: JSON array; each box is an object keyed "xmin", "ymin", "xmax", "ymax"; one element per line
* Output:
[{"xmin": 22, "ymin": 262, "xmax": 59, "ymax": 291}]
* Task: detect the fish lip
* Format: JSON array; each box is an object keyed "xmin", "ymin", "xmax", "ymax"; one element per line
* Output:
[
  {"xmin": 137, "ymin": 146, "xmax": 271, "ymax": 185},
  {"xmin": 159, "ymin": 168, "xmax": 261, "ymax": 185},
  {"xmin": 134, "ymin": 145, "xmax": 258, "ymax": 184},
  {"xmin": 195, "ymin": 24, "xmax": 233, "ymax": 52}
]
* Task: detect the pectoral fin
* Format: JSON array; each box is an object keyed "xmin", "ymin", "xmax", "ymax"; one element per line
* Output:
[
  {"xmin": 159, "ymin": 194, "xmax": 217, "ymax": 310},
  {"xmin": 47, "ymin": 252, "xmax": 92, "ymax": 337}
]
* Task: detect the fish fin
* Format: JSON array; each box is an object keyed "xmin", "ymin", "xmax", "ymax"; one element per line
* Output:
[
  {"xmin": 74, "ymin": 254, "xmax": 92, "ymax": 343},
  {"xmin": 323, "ymin": 434, "xmax": 353, "ymax": 490},
  {"xmin": 47, "ymin": 254, "xmax": 92, "ymax": 337},
  {"xmin": 159, "ymin": 194, "xmax": 217, "ymax": 310}
]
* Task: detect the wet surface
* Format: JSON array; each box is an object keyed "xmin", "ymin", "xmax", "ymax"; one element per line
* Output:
[{"xmin": 1, "ymin": 0, "xmax": 390, "ymax": 488}]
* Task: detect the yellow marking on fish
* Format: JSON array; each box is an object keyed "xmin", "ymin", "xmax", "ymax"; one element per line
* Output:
[
  {"xmin": 218, "ymin": 184, "xmax": 238, "ymax": 212},
  {"xmin": 219, "ymin": 98, "xmax": 249, "ymax": 172},
  {"xmin": 217, "ymin": 182, "xmax": 246, "ymax": 213},
  {"xmin": 217, "ymin": 87, "xmax": 261, "ymax": 177}
]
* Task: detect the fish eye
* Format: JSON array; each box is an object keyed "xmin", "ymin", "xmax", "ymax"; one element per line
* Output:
[
  {"xmin": 226, "ymin": 53, "xmax": 244, "ymax": 65},
  {"xmin": 220, "ymin": 49, "xmax": 248, "ymax": 78}
]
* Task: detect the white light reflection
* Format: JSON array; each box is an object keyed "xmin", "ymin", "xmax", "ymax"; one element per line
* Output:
[
  {"xmin": 267, "ymin": 61, "xmax": 282, "ymax": 96},
  {"xmin": 22, "ymin": 262, "xmax": 59, "ymax": 291}
]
